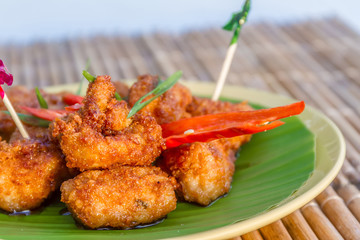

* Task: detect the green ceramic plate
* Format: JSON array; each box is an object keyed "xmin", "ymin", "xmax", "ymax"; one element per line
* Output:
[{"xmin": 0, "ymin": 82, "xmax": 345, "ymax": 240}]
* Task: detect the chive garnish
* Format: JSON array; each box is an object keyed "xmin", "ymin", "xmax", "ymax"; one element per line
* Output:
[
  {"xmin": 82, "ymin": 70, "xmax": 96, "ymax": 82},
  {"xmin": 127, "ymin": 71, "xmax": 182, "ymax": 118},
  {"xmin": 115, "ymin": 92, "xmax": 122, "ymax": 101},
  {"xmin": 2, "ymin": 111, "xmax": 51, "ymax": 128},
  {"xmin": 77, "ymin": 59, "xmax": 91, "ymax": 95},
  {"xmin": 35, "ymin": 87, "xmax": 48, "ymax": 109}
]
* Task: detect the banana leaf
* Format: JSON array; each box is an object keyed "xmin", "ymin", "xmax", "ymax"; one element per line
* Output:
[{"xmin": 0, "ymin": 112, "xmax": 315, "ymax": 239}]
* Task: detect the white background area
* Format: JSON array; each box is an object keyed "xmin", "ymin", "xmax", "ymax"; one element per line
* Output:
[{"xmin": 0, "ymin": 0, "xmax": 358, "ymax": 44}]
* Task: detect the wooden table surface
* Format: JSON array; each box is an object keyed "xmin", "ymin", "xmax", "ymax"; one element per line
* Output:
[{"xmin": 1, "ymin": 17, "xmax": 360, "ymax": 239}]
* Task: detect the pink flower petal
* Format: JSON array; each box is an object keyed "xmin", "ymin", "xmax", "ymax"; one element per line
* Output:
[{"xmin": 0, "ymin": 59, "xmax": 14, "ymax": 86}]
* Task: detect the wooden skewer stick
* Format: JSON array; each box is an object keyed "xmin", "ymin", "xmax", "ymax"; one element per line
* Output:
[
  {"xmin": 211, "ymin": 0, "xmax": 251, "ymax": 101},
  {"xmin": 212, "ymin": 42, "xmax": 238, "ymax": 101},
  {"xmin": 0, "ymin": 58, "xmax": 30, "ymax": 139},
  {"xmin": 2, "ymin": 92, "xmax": 30, "ymax": 139}
]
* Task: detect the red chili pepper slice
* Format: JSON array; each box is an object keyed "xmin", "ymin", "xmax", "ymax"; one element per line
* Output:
[
  {"xmin": 65, "ymin": 103, "xmax": 83, "ymax": 112},
  {"xmin": 62, "ymin": 93, "xmax": 84, "ymax": 105},
  {"xmin": 161, "ymin": 101, "xmax": 305, "ymax": 148},
  {"xmin": 164, "ymin": 120, "xmax": 284, "ymax": 148},
  {"xmin": 20, "ymin": 106, "xmax": 68, "ymax": 121}
]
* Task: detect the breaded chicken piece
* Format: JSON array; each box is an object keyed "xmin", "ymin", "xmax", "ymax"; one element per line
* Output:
[
  {"xmin": 158, "ymin": 96, "xmax": 253, "ymax": 206},
  {"xmin": 186, "ymin": 96, "xmax": 253, "ymax": 116},
  {"xmin": 112, "ymin": 80, "xmax": 129, "ymax": 99},
  {"xmin": 52, "ymin": 75, "xmax": 165, "ymax": 171},
  {"xmin": 9, "ymin": 125, "xmax": 50, "ymax": 144},
  {"xmin": 128, "ymin": 74, "xmax": 192, "ymax": 124},
  {"xmin": 0, "ymin": 86, "xmax": 72, "ymax": 140},
  {"xmin": 42, "ymin": 90, "xmax": 72, "ymax": 110},
  {"xmin": 159, "ymin": 136, "xmax": 250, "ymax": 206},
  {"xmin": 0, "ymin": 133, "xmax": 71, "ymax": 212},
  {"xmin": 186, "ymin": 96, "xmax": 254, "ymax": 150},
  {"xmin": 61, "ymin": 166, "xmax": 177, "ymax": 229},
  {"xmin": 0, "ymin": 86, "xmax": 39, "ymax": 140}
]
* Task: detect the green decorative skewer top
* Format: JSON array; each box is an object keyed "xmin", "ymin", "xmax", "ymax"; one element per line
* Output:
[
  {"xmin": 212, "ymin": 0, "xmax": 251, "ymax": 101},
  {"xmin": 223, "ymin": 0, "xmax": 251, "ymax": 45}
]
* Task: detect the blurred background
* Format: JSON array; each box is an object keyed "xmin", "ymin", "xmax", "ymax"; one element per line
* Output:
[
  {"xmin": 0, "ymin": 0, "xmax": 359, "ymax": 89},
  {"xmin": 0, "ymin": 0, "xmax": 358, "ymax": 44}
]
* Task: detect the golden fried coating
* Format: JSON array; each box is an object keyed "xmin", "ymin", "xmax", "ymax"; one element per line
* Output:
[
  {"xmin": 0, "ymin": 134, "xmax": 71, "ymax": 212},
  {"xmin": 186, "ymin": 96, "xmax": 254, "ymax": 150},
  {"xmin": 0, "ymin": 86, "xmax": 72, "ymax": 140},
  {"xmin": 112, "ymin": 80, "xmax": 129, "ymax": 98},
  {"xmin": 0, "ymin": 86, "xmax": 39, "ymax": 140},
  {"xmin": 102, "ymin": 99, "xmax": 132, "ymax": 135},
  {"xmin": 159, "ymin": 137, "xmax": 249, "ymax": 206},
  {"xmin": 9, "ymin": 125, "xmax": 50, "ymax": 144},
  {"xmin": 42, "ymin": 90, "xmax": 71, "ymax": 110},
  {"xmin": 61, "ymin": 166, "xmax": 177, "ymax": 229},
  {"xmin": 128, "ymin": 74, "xmax": 192, "ymax": 124},
  {"xmin": 186, "ymin": 96, "xmax": 253, "ymax": 117},
  {"xmin": 52, "ymin": 75, "xmax": 165, "ymax": 171},
  {"xmin": 157, "ymin": 96, "xmax": 254, "ymax": 206}
]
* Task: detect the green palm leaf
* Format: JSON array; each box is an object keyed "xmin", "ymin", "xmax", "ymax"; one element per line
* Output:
[{"xmin": 0, "ymin": 111, "xmax": 315, "ymax": 239}]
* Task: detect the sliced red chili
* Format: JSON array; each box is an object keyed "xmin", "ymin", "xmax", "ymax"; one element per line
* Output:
[
  {"xmin": 62, "ymin": 93, "xmax": 84, "ymax": 106},
  {"xmin": 65, "ymin": 103, "xmax": 83, "ymax": 112},
  {"xmin": 161, "ymin": 101, "xmax": 305, "ymax": 148},
  {"xmin": 20, "ymin": 106, "xmax": 68, "ymax": 121}
]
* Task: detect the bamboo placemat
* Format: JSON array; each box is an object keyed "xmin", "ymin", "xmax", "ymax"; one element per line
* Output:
[{"xmin": 1, "ymin": 17, "xmax": 360, "ymax": 239}]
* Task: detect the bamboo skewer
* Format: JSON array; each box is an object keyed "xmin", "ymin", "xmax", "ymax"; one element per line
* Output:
[
  {"xmin": 1, "ymin": 93, "xmax": 29, "ymax": 139},
  {"xmin": 211, "ymin": 0, "xmax": 250, "ymax": 101},
  {"xmin": 0, "ymin": 59, "xmax": 30, "ymax": 139},
  {"xmin": 212, "ymin": 43, "xmax": 238, "ymax": 100}
]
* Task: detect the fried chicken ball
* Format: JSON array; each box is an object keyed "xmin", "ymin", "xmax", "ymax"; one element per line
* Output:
[
  {"xmin": 112, "ymin": 80, "xmax": 129, "ymax": 99},
  {"xmin": 186, "ymin": 96, "xmax": 253, "ymax": 117},
  {"xmin": 0, "ymin": 133, "xmax": 71, "ymax": 212},
  {"xmin": 0, "ymin": 86, "xmax": 72, "ymax": 141},
  {"xmin": 158, "ymin": 136, "xmax": 250, "ymax": 206},
  {"xmin": 43, "ymin": 90, "xmax": 72, "ymax": 110},
  {"xmin": 0, "ymin": 86, "xmax": 38, "ymax": 140},
  {"xmin": 61, "ymin": 166, "xmax": 178, "ymax": 229},
  {"xmin": 52, "ymin": 75, "xmax": 165, "ymax": 171},
  {"xmin": 128, "ymin": 74, "xmax": 192, "ymax": 124},
  {"xmin": 9, "ymin": 125, "xmax": 50, "ymax": 144},
  {"xmin": 186, "ymin": 96, "xmax": 254, "ymax": 151},
  {"xmin": 158, "ymin": 96, "xmax": 253, "ymax": 206}
]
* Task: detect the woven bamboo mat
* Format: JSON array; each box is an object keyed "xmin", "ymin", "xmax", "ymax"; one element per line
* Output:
[{"xmin": 1, "ymin": 17, "xmax": 360, "ymax": 239}]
